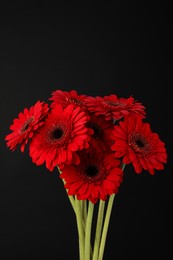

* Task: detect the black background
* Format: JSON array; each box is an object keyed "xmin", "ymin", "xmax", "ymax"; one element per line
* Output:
[{"xmin": 0, "ymin": 3, "xmax": 172, "ymax": 259}]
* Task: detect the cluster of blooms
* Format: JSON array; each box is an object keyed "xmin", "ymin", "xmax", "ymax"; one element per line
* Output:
[{"xmin": 5, "ymin": 90, "xmax": 167, "ymax": 203}]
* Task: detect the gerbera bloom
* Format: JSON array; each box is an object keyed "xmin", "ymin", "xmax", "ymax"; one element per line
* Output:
[
  {"xmin": 29, "ymin": 104, "xmax": 92, "ymax": 171},
  {"xmin": 85, "ymin": 94, "xmax": 146, "ymax": 121},
  {"xmin": 49, "ymin": 89, "xmax": 87, "ymax": 109},
  {"xmin": 111, "ymin": 115, "xmax": 167, "ymax": 174},
  {"xmin": 86, "ymin": 114, "xmax": 114, "ymax": 155},
  {"xmin": 5, "ymin": 101, "xmax": 49, "ymax": 152},
  {"xmin": 60, "ymin": 150, "xmax": 123, "ymax": 204}
]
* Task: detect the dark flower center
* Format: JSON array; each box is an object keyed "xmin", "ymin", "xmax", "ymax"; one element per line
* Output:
[
  {"xmin": 92, "ymin": 125, "xmax": 100, "ymax": 136},
  {"xmin": 85, "ymin": 165, "xmax": 98, "ymax": 177},
  {"xmin": 21, "ymin": 117, "xmax": 34, "ymax": 133},
  {"xmin": 66, "ymin": 97, "xmax": 83, "ymax": 105},
  {"xmin": 87, "ymin": 122, "xmax": 101, "ymax": 139},
  {"xmin": 105, "ymin": 101, "xmax": 125, "ymax": 108},
  {"xmin": 128, "ymin": 132, "xmax": 150, "ymax": 155},
  {"xmin": 136, "ymin": 139, "xmax": 144, "ymax": 148},
  {"xmin": 80, "ymin": 159, "xmax": 106, "ymax": 183},
  {"xmin": 52, "ymin": 128, "xmax": 64, "ymax": 139},
  {"xmin": 47, "ymin": 123, "xmax": 71, "ymax": 147}
]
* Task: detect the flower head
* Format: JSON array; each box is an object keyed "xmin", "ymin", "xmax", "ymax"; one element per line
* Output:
[
  {"xmin": 49, "ymin": 89, "xmax": 87, "ymax": 109},
  {"xmin": 29, "ymin": 104, "xmax": 92, "ymax": 171},
  {"xmin": 5, "ymin": 101, "xmax": 49, "ymax": 152},
  {"xmin": 60, "ymin": 150, "xmax": 123, "ymax": 203},
  {"xmin": 111, "ymin": 115, "xmax": 167, "ymax": 174},
  {"xmin": 85, "ymin": 94, "xmax": 146, "ymax": 121}
]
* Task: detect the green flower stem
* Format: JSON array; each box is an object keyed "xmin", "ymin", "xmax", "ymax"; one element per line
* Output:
[
  {"xmin": 67, "ymin": 194, "xmax": 76, "ymax": 212},
  {"xmin": 82, "ymin": 200, "xmax": 87, "ymax": 224},
  {"xmin": 57, "ymin": 166, "xmax": 76, "ymax": 212},
  {"xmin": 98, "ymin": 194, "xmax": 115, "ymax": 260},
  {"xmin": 75, "ymin": 198, "xmax": 85, "ymax": 260},
  {"xmin": 98, "ymin": 163, "xmax": 126, "ymax": 260},
  {"xmin": 61, "ymin": 177, "xmax": 76, "ymax": 212},
  {"xmin": 85, "ymin": 201, "xmax": 94, "ymax": 260},
  {"xmin": 92, "ymin": 200, "xmax": 105, "ymax": 260},
  {"xmin": 121, "ymin": 162, "xmax": 126, "ymax": 171}
]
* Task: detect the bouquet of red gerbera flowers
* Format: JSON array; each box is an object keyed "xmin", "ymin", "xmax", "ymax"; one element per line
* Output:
[{"xmin": 5, "ymin": 89, "xmax": 167, "ymax": 260}]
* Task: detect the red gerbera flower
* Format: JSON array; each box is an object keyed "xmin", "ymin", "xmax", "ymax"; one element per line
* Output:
[
  {"xmin": 49, "ymin": 89, "xmax": 87, "ymax": 109},
  {"xmin": 85, "ymin": 94, "xmax": 146, "ymax": 121},
  {"xmin": 86, "ymin": 114, "xmax": 114, "ymax": 154},
  {"xmin": 111, "ymin": 115, "xmax": 167, "ymax": 174},
  {"xmin": 5, "ymin": 101, "xmax": 49, "ymax": 152},
  {"xmin": 60, "ymin": 150, "xmax": 123, "ymax": 204},
  {"xmin": 29, "ymin": 104, "xmax": 92, "ymax": 171}
]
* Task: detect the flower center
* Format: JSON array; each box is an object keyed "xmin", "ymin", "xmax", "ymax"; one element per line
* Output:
[
  {"xmin": 128, "ymin": 132, "xmax": 150, "ymax": 155},
  {"xmin": 136, "ymin": 139, "xmax": 144, "ymax": 148},
  {"xmin": 66, "ymin": 97, "xmax": 83, "ymax": 105},
  {"xmin": 104, "ymin": 100, "xmax": 125, "ymax": 108},
  {"xmin": 52, "ymin": 128, "xmax": 64, "ymax": 140},
  {"xmin": 47, "ymin": 122, "xmax": 72, "ymax": 147},
  {"xmin": 85, "ymin": 165, "xmax": 98, "ymax": 177},
  {"xmin": 81, "ymin": 160, "xmax": 107, "ymax": 184},
  {"xmin": 21, "ymin": 117, "xmax": 34, "ymax": 133},
  {"xmin": 87, "ymin": 122, "xmax": 101, "ymax": 139}
]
